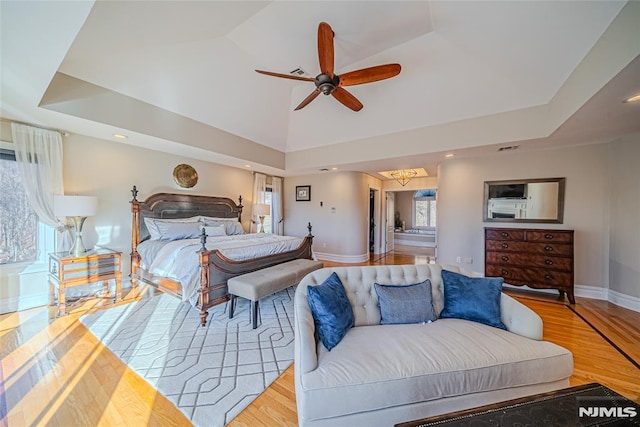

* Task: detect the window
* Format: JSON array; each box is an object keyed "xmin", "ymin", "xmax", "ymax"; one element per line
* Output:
[
  {"xmin": 413, "ymin": 189, "xmax": 437, "ymax": 229},
  {"xmin": 0, "ymin": 150, "xmax": 39, "ymax": 264},
  {"xmin": 262, "ymin": 187, "xmax": 273, "ymax": 233}
]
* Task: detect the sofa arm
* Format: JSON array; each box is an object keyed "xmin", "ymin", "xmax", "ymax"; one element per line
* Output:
[
  {"xmin": 294, "ymin": 283, "xmax": 319, "ymax": 374},
  {"xmin": 500, "ymin": 293, "xmax": 543, "ymax": 340}
]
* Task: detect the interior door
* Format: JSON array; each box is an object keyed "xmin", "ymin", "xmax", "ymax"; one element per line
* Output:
[{"xmin": 385, "ymin": 192, "xmax": 395, "ymax": 253}]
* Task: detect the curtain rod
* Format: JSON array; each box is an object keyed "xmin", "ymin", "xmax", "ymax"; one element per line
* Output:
[
  {"xmin": 0, "ymin": 117, "xmax": 68, "ymax": 135},
  {"xmin": 251, "ymin": 170, "xmax": 285, "ymax": 180}
]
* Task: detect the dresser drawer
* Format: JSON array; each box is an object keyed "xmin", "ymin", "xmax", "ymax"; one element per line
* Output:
[
  {"xmin": 485, "ymin": 252, "xmax": 572, "ymax": 271},
  {"xmin": 485, "ymin": 240, "xmax": 572, "ymax": 256},
  {"xmin": 485, "ymin": 229, "xmax": 525, "ymax": 241},
  {"xmin": 526, "ymin": 230, "xmax": 573, "ymax": 243},
  {"xmin": 486, "ymin": 265, "xmax": 572, "ymax": 287}
]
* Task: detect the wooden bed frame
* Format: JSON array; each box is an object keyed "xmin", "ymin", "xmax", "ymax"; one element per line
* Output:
[{"xmin": 129, "ymin": 186, "xmax": 314, "ymax": 326}]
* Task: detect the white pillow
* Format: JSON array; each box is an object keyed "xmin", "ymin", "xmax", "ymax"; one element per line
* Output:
[
  {"xmin": 202, "ymin": 218, "xmax": 245, "ymax": 235},
  {"xmin": 155, "ymin": 221, "xmax": 201, "ymax": 241},
  {"xmin": 202, "ymin": 224, "xmax": 226, "ymax": 237},
  {"xmin": 144, "ymin": 216, "xmax": 200, "ymax": 240}
]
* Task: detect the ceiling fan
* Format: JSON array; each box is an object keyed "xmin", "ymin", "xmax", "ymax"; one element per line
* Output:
[{"xmin": 255, "ymin": 22, "xmax": 401, "ymax": 112}]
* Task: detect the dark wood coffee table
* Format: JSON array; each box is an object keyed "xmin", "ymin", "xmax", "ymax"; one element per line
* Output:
[{"xmin": 396, "ymin": 383, "xmax": 639, "ymax": 427}]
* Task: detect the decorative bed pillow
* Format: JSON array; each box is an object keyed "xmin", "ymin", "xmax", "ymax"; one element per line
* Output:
[
  {"xmin": 439, "ymin": 270, "xmax": 506, "ymax": 330},
  {"xmin": 374, "ymin": 280, "xmax": 437, "ymax": 325},
  {"xmin": 155, "ymin": 221, "xmax": 202, "ymax": 241},
  {"xmin": 202, "ymin": 224, "xmax": 226, "ymax": 237},
  {"xmin": 202, "ymin": 218, "xmax": 245, "ymax": 235},
  {"xmin": 144, "ymin": 216, "xmax": 200, "ymax": 240},
  {"xmin": 307, "ymin": 272, "xmax": 354, "ymax": 351}
]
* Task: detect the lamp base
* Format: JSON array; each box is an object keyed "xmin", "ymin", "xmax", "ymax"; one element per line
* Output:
[
  {"xmin": 258, "ymin": 215, "xmax": 265, "ymax": 233},
  {"xmin": 69, "ymin": 216, "xmax": 91, "ymax": 257}
]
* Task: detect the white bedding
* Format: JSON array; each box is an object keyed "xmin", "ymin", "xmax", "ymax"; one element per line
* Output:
[{"xmin": 143, "ymin": 233, "xmax": 304, "ymax": 305}]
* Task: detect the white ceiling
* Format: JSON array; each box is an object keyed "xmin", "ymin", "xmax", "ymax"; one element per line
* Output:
[{"xmin": 1, "ymin": 1, "xmax": 639, "ymax": 180}]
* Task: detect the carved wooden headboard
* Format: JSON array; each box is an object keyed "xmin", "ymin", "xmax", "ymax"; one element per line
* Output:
[{"xmin": 130, "ymin": 185, "xmax": 243, "ymax": 246}]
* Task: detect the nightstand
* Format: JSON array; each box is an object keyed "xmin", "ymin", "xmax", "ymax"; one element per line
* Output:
[{"xmin": 48, "ymin": 248, "xmax": 122, "ymax": 316}]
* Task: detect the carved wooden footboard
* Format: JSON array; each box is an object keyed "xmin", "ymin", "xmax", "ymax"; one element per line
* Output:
[{"xmin": 129, "ymin": 186, "xmax": 314, "ymax": 326}]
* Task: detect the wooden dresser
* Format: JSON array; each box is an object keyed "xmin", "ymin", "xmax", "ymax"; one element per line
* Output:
[{"xmin": 484, "ymin": 227, "xmax": 575, "ymax": 304}]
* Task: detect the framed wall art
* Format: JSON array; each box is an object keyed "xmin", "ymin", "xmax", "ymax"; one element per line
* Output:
[{"xmin": 296, "ymin": 185, "xmax": 311, "ymax": 201}]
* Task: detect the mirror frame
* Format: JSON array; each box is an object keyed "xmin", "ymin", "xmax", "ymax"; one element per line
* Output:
[{"xmin": 483, "ymin": 177, "xmax": 566, "ymax": 224}]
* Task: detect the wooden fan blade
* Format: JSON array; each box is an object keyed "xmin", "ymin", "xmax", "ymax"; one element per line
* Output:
[
  {"xmin": 317, "ymin": 22, "xmax": 335, "ymax": 77},
  {"xmin": 332, "ymin": 87, "xmax": 363, "ymax": 112},
  {"xmin": 294, "ymin": 89, "xmax": 321, "ymax": 111},
  {"xmin": 339, "ymin": 64, "xmax": 401, "ymax": 86},
  {"xmin": 255, "ymin": 70, "xmax": 314, "ymax": 82}
]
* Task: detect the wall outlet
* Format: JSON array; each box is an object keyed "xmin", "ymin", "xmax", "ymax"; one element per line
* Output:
[
  {"xmin": 456, "ymin": 256, "xmax": 462, "ymax": 263},
  {"xmin": 464, "ymin": 257, "xmax": 473, "ymax": 264},
  {"xmin": 322, "ymin": 242, "xmax": 327, "ymax": 248}
]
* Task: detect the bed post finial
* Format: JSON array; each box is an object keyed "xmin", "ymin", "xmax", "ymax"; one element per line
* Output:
[
  {"xmin": 307, "ymin": 222, "xmax": 313, "ymax": 237},
  {"xmin": 199, "ymin": 227, "xmax": 207, "ymax": 252},
  {"xmin": 131, "ymin": 185, "xmax": 138, "ymax": 201}
]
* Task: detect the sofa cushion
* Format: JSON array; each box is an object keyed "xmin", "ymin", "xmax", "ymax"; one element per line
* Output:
[
  {"xmin": 374, "ymin": 280, "xmax": 437, "ymax": 325},
  {"xmin": 307, "ymin": 272, "xmax": 354, "ymax": 350},
  {"xmin": 440, "ymin": 270, "xmax": 506, "ymax": 330},
  {"xmin": 299, "ymin": 319, "xmax": 573, "ymax": 421}
]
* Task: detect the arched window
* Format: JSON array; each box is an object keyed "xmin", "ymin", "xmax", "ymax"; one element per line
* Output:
[{"xmin": 413, "ymin": 189, "xmax": 437, "ymax": 229}]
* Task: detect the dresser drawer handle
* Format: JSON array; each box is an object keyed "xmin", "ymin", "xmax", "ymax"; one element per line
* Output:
[
  {"xmin": 544, "ymin": 259, "xmax": 554, "ymax": 265},
  {"xmin": 501, "ymin": 255, "xmax": 509, "ymax": 262},
  {"xmin": 544, "ymin": 274, "xmax": 552, "ymax": 281},
  {"xmin": 501, "ymin": 232, "xmax": 509, "ymax": 238},
  {"xmin": 501, "ymin": 243, "xmax": 509, "ymax": 249},
  {"xmin": 545, "ymin": 234, "xmax": 554, "ymax": 240},
  {"xmin": 544, "ymin": 246, "xmax": 554, "ymax": 252},
  {"xmin": 501, "ymin": 269, "xmax": 509, "ymax": 276}
]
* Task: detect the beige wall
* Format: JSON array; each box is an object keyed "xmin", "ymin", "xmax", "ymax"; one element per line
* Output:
[
  {"xmin": 284, "ymin": 171, "xmax": 377, "ymax": 262},
  {"xmin": 63, "ymin": 134, "xmax": 255, "ymax": 275},
  {"xmin": 395, "ymin": 191, "xmax": 414, "ymax": 229},
  {"xmin": 437, "ymin": 143, "xmax": 610, "ymax": 290},
  {"xmin": 608, "ymin": 133, "xmax": 640, "ymax": 299}
]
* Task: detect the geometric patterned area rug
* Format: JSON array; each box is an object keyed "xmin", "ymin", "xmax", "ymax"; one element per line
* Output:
[{"xmin": 79, "ymin": 287, "xmax": 295, "ymax": 427}]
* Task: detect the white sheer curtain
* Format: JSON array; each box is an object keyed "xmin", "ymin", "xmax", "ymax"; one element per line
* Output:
[
  {"xmin": 11, "ymin": 123, "xmax": 71, "ymax": 251},
  {"xmin": 251, "ymin": 173, "xmax": 267, "ymax": 233},
  {"xmin": 271, "ymin": 177, "xmax": 284, "ymax": 235}
]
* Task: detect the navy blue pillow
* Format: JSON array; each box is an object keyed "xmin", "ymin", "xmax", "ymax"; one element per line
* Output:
[
  {"xmin": 307, "ymin": 272, "xmax": 354, "ymax": 350},
  {"xmin": 374, "ymin": 280, "xmax": 437, "ymax": 325},
  {"xmin": 440, "ymin": 270, "xmax": 506, "ymax": 330}
]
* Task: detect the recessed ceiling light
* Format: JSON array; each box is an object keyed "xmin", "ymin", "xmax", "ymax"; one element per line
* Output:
[
  {"xmin": 113, "ymin": 133, "xmax": 128, "ymax": 139},
  {"xmin": 331, "ymin": 167, "xmax": 338, "ymax": 170},
  {"xmin": 244, "ymin": 164, "xmax": 251, "ymax": 168},
  {"xmin": 445, "ymin": 153, "xmax": 454, "ymax": 158},
  {"xmin": 623, "ymin": 93, "xmax": 640, "ymax": 103}
]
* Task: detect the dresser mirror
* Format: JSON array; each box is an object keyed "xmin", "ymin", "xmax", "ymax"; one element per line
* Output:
[{"xmin": 483, "ymin": 178, "xmax": 566, "ymax": 223}]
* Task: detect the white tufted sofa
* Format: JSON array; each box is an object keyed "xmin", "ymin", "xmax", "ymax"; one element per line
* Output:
[{"xmin": 294, "ymin": 264, "xmax": 573, "ymax": 427}]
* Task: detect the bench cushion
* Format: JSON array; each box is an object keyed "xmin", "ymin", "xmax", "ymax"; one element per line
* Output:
[{"xmin": 229, "ymin": 259, "xmax": 323, "ymax": 301}]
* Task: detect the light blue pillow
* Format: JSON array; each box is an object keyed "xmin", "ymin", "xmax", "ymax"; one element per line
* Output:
[
  {"xmin": 155, "ymin": 221, "xmax": 201, "ymax": 240},
  {"xmin": 307, "ymin": 272, "xmax": 354, "ymax": 350},
  {"xmin": 374, "ymin": 280, "xmax": 436, "ymax": 325},
  {"xmin": 440, "ymin": 270, "xmax": 507, "ymax": 330}
]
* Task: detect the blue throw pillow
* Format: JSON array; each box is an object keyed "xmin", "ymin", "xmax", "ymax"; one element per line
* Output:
[
  {"xmin": 374, "ymin": 280, "xmax": 437, "ymax": 325},
  {"xmin": 440, "ymin": 270, "xmax": 507, "ymax": 330},
  {"xmin": 307, "ymin": 272, "xmax": 354, "ymax": 350}
]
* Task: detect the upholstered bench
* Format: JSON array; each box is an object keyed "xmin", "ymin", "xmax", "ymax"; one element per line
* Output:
[{"xmin": 228, "ymin": 258, "xmax": 323, "ymax": 328}]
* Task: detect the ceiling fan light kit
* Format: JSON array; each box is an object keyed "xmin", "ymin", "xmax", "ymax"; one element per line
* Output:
[{"xmin": 256, "ymin": 22, "xmax": 401, "ymax": 112}]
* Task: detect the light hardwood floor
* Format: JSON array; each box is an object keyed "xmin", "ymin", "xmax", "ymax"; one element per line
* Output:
[{"xmin": 1, "ymin": 251, "xmax": 639, "ymax": 426}]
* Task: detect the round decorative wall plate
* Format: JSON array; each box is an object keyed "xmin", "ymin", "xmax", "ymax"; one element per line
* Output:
[{"xmin": 173, "ymin": 164, "xmax": 198, "ymax": 188}]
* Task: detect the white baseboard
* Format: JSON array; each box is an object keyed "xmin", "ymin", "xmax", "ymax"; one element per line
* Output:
[
  {"xmin": 502, "ymin": 283, "xmax": 639, "ymax": 313},
  {"xmin": 314, "ymin": 252, "xmax": 369, "ymax": 263},
  {"xmin": 0, "ymin": 294, "xmax": 48, "ymax": 314}
]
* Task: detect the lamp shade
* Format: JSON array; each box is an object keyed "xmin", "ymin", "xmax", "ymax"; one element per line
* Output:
[
  {"xmin": 54, "ymin": 195, "xmax": 98, "ymax": 217},
  {"xmin": 253, "ymin": 203, "xmax": 270, "ymax": 216}
]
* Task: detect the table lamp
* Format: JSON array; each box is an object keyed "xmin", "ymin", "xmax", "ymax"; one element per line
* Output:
[
  {"xmin": 54, "ymin": 195, "xmax": 98, "ymax": 256},
  {"xmin": 253, "ymin": 203, "xmax": 270, "ymax": 233}
]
